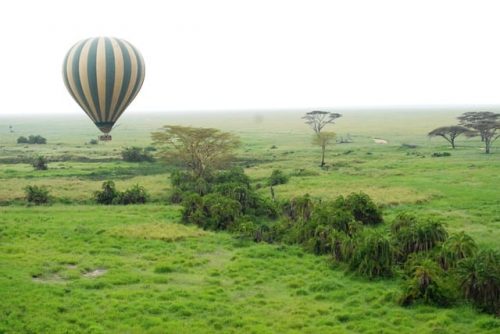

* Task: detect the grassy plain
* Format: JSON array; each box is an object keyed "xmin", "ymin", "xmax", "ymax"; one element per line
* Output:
[{"xmin": 0, "ymin": 109, "xmax": 499, "ymax": 333}]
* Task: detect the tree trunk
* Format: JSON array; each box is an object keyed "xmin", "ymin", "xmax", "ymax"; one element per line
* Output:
[
  {"xmin": 320, "ymin": 145, "xmax": 326, "ymax": 167},
  {"xmin": 485, "ymin": 138, "xmax": 491, "ymax": 154}
]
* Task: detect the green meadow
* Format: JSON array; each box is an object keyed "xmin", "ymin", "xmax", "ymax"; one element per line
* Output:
[{"xmin": 0, "ymin": 109, "xmax": 499, "ymax": 333}]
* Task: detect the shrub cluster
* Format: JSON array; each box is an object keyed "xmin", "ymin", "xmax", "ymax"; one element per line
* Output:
[
  {"xmin": 391, "ymin": 213, "xmax": 499, "ymax": 315},
  {"xmin": 32, "ymin": 156, "xmax": 48, "ymax": 171},
  {"xmin": 121, "ymin": 147, "xmax": 154, "ymax": 162},
  {"xmin": 17, "ymin": 135, "xmax": 47, "ymax": 144},
  {"xmin": 176, "ymin": 168, "xmax": 278, "ymax": 231},
  {"xmin": 24, "ymin": 185, "xmax": 50, "ymax": 205},
  {"xmin": 94, "ymin": 181, "xmax": 149, "ymax": 205},
  {"xmin": 269, "ymin": 169, "xmax": 289, "ymax": 186}
]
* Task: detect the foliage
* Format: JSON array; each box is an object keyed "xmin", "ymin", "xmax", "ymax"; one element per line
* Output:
[
  {"xmin": 94, "ymin": 181, "xmax": 149, "ymax": 205},
  {"xmin": 94, "ymin": 181, "xmax": 120, "ymax": 205},
  {"xmin": 391, "ymin": 212, "xmax": 418, "ymax": 234},
  {"xmin": 399, "ymin": 258, "xmax": 453, "ymax": 307},
  {"xmin": 152, "ymin": 125, "xmax": 240, "ymax": 177},
  {"xmin": 393, "ymin": 219, "xmax": 448, "ymax": 260},
  {"xmin": 88, "ymin": 139, "xmax": 99, "ymax": 145},
  {"xmin": 32, "ymin": 156, "xmax": 48, "ymax": 170},
  {"xmin": 121, "ymin": 146, "xmax": 154, "ymax": 162},
  {"xmin": 457, "ymin": 249, "xmax": 500, "ymax": 315},
  {"xmin": 340, "ymin": 192, "xmax": 383, "ymax": 225},
  {"xmin": 438, "ymin": 232, "xmax": 477, "ymax": 270},
  {"xmin": 281, "ymin": 194, "xmax": 314, "ymax": 222},
  {"xmin": 428, "ymin": 126, "xmax": 476, "ymax": 149},
  {"xmin": 310, "ymin": 202, "xmax": 359, "ymax": 236},
  {"xmin": 268, "ymin": 169, "xmax": 289, "ymax": 186},
  {"xmin": 24, "ymin": 185, "xmax": 50, "ymax": 205},
  {"xmin": 17, "ymin": 135, "xmax": 47, "ymax": 144},
  {"xmin": 302, "ymin": 111, "xmax": 342, "ymax": 134},
  {"xmin": 201, "ymin": 194, "xmax": 241, "ymax": 230},
  {"xmin": 115, "ymin": 185, "xmax": 149, "ymax": 205},
  {"xmin": 348, "ymin": 231, "xmax": 394, "ymax": 278},
  {"xmin": 458, "ymin": 111, "xmax": 500, "ymax": 154},
  {"xmin": 431, "ymin": 152, "xmax": 451, "ymax": 157}
]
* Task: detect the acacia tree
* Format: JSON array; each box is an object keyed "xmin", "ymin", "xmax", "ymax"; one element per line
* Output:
[
  {"xmin": 313, "ymin": 131, "xmax": 336, "ymax": 167},
  {"xmin": 302, "ymin": 111, "xmax": 342, "ymax": 135},
  {"xmin": 458, "ymin": 112, "xmax": 500, "ymax": 154},
  {"xmin": 428, "ymin": 126, "xmax": 476, "ymax": 149},
  {"xmin": 303, "ymin": 111, "xmax": 342, "ymax": 166},
  {"xmin": 151, "ymin": 125, "xmax": 240, "ymax": 177}
]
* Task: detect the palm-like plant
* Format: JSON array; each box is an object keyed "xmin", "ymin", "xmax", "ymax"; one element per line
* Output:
[
  {"xmin": 399, "ymin": 258, "xmax": 451, "ymax": 306},
  {"xmin": 457, "ymin": 249, "xmax": 500, "ymax": 315},
  {"xmin": 394, "ymin": 219, "xmax": 448, "ymax": 260},
  {"xmin": 438, "ymin": 232, "xmax": 477, "ymax": 270},
  {"xmin": 349, "ymin": 231, "xmax": 394, "ymax": 278}
]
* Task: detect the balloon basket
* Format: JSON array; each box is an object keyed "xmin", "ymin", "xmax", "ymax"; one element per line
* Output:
[{"xmin": 99, "ymin": 135, "xmax": 112, "ymax": 141}]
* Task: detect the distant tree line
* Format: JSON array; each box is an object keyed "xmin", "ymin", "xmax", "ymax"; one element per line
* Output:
[{"xmin": 17, "ymin": 135, "xmax": 47, "ymax": 144}]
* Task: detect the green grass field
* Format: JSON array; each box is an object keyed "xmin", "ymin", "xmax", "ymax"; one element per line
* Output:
[{"xmin": 0, "ymin": 110, "xmax": 499, "ymax": 333}]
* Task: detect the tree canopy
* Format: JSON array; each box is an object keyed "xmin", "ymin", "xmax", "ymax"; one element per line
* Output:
[
  {"xmin": 458, "ymin": 112, "xmax": 499, "ymax": 153},
  {"xmin": 302, "ymin": 111, "xmax": 342, "ymax": 135},
  {"xmin": 428, "ymin": 126, "xmax": 475, "ymax": 149},
  {"xmin": 151, "ymin": 125, "xmax": 240, "ymax": 177}
]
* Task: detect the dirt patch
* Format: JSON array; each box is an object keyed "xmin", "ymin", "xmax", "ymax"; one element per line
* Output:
[
  {"xmin": 373, "ymin": 138, "xmax": 388, "ymax": 144},
  {"xmin": 83, "ymin": 268, "xmax": 107, "ymax": 278},
  {"xmin": 32, "ymin": 273, "xmax": 65, "ymax": 284}
]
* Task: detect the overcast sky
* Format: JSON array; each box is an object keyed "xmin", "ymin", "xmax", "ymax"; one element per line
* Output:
[{"xmin": 1, "ymin": 0, "xmax": 500, "ymax": 115}]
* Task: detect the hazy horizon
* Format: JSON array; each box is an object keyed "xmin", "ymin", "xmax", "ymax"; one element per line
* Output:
[{"xmin": 2, "ymin": 1, "xmax": 500, "ymax": 117}]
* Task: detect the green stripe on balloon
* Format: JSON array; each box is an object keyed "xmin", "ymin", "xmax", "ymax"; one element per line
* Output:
[
  {"xmin": 71, "ymin": 39, "xmax": 94, "ymax": 121},
  {"xmin": 104, "ymin": 37, "xmax": 115, "ymax": 122},
  {"xmin": 86, "ymin": 38, "xmax": 101, "ymax": 121}
]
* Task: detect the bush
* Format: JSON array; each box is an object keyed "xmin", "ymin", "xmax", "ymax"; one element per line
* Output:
[
  {"xmin": 17, "ymin": 136, "xmax": 28, "ymax": 144},
  {"xmin": 94, "ymin": 181, "xmax": 119, "ymax": 205},
  {"xmin": 121, "ymin": 147, "xmax": 154, "ymax": 162},
  {"xmin": 214, "ymin": 167, "xmax": 250, "ymax": 187},
  {"xmin": 201, "ymin": 193, "xmax": 241, "ymax": 231},
  {"xmin": 181, "ymin": 192, "xmax": 205, "ymax": 225},
  {"xmin": 32, "ymin": 156, "xmax": 48, "ymax": 171},
  {"xmin": 88, "ymin": 139, "xmax": 99, "ymax": 145},
  {"xmin": 341, "ymin": 192, "xmax": 383, "ymax": 225},
  {"xmin": 18, "ymin": 135, "xmax": 47, "ymax": 144},
  {"xmin": 348, "ymin": 231, "xmax": 394, "ymax": 278},
  {"xmin": 25, "ymin": 185, "xmax": 50, "ymax": 205},
  {"xmin": 281, "ymin": 194, "xmax": 314, "ymax": 222},
  {"xmin": 399, "ymin": 258, "xmax": 453, "ymax": 307},
  {"xmin": 391, "ymin": 213, "xmax": 418, "ymax": 234},
  {"xmin": 457, "ymin": 249, "xmax": 500, "ymax": 315},
  {"xmin": 115, "ymin": 185, "xmax": 149, "ymax": 205},
  {"xmin": 393, "ymin": 219, "xmax": 448, "ymax": 260},
  {"xmin": 438, "ymin": 232, "xmax": 477, "ymax": 270},
  {"xmin": 311, "ymin": 202, "xmax": 359, "ymax": 236},
  {"xmin": 269, "ymin": 169, "xmax": 289, "ymax": 186},
  {"xmin": 432, "ymin": 152, "xmax": 451, "ymax": 157},
  {"xmin": 94, "ymin": 181, "xmax": 149, "ymax": 205}
]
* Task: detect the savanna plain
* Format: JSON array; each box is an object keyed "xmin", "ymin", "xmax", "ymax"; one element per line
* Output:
[{"xmin": 0, "ymin": 110, "xmax": 499, "ymax": 333}]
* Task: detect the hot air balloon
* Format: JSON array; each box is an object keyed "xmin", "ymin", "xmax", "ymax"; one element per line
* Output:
[{"xmin": 62, "ymin": 37, "xmax": 145, "ymax": 141}]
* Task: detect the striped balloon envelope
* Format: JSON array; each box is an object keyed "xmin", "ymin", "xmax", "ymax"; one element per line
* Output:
[{"xmin": 62, "ymin": 37, "xmax": 145, "ymax": 138}]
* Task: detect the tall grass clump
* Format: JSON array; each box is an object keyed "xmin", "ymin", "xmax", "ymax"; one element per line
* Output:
[
  {"xmin": 393, "ymin": 218, "xmax": 448, "ymax": 261},
  {"xmin": 457, "ymin": 249, "xmax": 500, "ymax": 315},
  {"xmin": 438, "ymin": 232, "xmax": 477, "ymax": 270},
  {"xmin": 399, "ymin": 257, "xmax": 453, "ymax": 307},
  {"xmin": 348, "ymin": 230, "xmax": 394, "ymax": 278}
]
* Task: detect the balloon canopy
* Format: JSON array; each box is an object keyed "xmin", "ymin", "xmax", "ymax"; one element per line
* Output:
[{"xmin": 62, "ymin": 37, "xmax": 145, "ymax": 135}]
